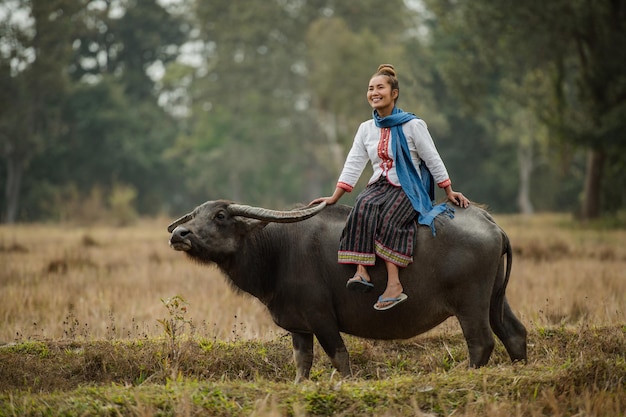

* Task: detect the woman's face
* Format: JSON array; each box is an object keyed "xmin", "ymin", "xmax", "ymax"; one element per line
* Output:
[{"xmin": 367, "ymin": 75, "xmax": 398, "ymax": 117}]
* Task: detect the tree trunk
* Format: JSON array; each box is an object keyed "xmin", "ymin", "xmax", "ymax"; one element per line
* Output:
[
  {"xmin": 3, "ymin": 156, "xmax": 24, "ymax": 224},
  {"xmin": 580, "ymin": 148, "xmax": 605, "ymax": 220},
  {"xmin": 517, "ymin": 142, "xmax": 534, "ymax": 215}
]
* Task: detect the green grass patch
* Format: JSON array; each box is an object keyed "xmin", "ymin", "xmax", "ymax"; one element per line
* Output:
[{"xmin": 1, "ymin": 325, "xmax": 625, "ymax": 416}]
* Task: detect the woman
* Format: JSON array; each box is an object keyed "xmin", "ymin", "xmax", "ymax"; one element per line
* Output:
[{"xmin": 310, "ymin": 64, "xmax": 470, "ymax": 311}]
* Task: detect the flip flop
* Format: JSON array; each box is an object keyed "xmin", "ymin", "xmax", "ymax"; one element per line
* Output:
[
  {"xmin": 346, "ymin": 274, "xmax": 374, "ymax": 292},
  {"xmin": 374, "ymin": 293, "xmax": 408, "ymax": 311}
]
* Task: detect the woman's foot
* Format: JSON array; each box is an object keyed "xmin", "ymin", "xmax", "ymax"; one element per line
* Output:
[
  {"xmin": 374, "ymin": 293, "xmax": 408, "ymax": 310},
  {"xmin": 346, "ymin": 274, "xmax": 374, "ymax": 292},
  {"xmin": 374, "ymin": 282, "xmax": 405, "ymax": 310}
]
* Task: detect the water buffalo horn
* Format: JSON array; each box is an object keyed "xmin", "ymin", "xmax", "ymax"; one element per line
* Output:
[
  {"xmin": 228, "ymin": 202, "xmax": 327, "ymax": 223},
  {"xmin": 167, "ymin": 213, "xmax": 193, "ymax": 233}
]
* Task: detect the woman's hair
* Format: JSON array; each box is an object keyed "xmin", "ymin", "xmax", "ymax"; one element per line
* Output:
[{"xmin": 373, "ymin": 64, "xmax": 399, "ymax": 101}]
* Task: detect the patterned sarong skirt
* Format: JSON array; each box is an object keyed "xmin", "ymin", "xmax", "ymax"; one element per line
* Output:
[{"xmin": 338, "ymin": 177, "xmax": 417, "ymax": 268}]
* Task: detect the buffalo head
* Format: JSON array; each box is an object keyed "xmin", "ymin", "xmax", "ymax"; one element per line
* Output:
[{"xmin": 168, "ymin": 200, "xmax": 326, "ymax": 262}]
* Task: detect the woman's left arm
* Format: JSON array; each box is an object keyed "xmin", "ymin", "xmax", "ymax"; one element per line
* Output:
[
  {"xmin": 409, "ymin": 120, "xmax": 470, "ymax": 208},
  {"xmin": 443, "ymin": 185, "xmax": 470, "ymax": 208}
]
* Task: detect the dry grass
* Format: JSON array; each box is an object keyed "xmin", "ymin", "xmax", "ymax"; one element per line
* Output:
[
  {"xmin": 1, "ymin": 213, "xmax": 623, "ymax": 343},
  {"xmin": 0, "ymin": 213, "xmax": 625, "ymax": 416},
  {"xmin": 494, "ymin": 213, "xmax": 626, "ymax": 328},
  {"xmin": 0, "ymin": 217, "xmax": 278, "ymax": 343}
]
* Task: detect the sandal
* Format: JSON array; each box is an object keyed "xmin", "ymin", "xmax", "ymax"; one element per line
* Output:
[
  {"xmin": 346, "ymin": 274, "xmax": 374, "ymax": 292},
  {"xmin": 374, "ymin": 293, "xmax": 408, "ymax": 311}
]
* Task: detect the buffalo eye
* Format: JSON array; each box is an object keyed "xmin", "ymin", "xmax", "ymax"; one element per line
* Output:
[{"xmin": 214, "ymin": 211, "xmax": 227, "ymax": 221}]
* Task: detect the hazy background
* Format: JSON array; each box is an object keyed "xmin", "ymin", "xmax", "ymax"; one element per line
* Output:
[{"xmin": 1, "ymin": 0, "xmax": 625, "ymax": 224}]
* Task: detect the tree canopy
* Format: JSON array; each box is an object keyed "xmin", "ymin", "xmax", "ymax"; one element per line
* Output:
[{"xmin": 1, "ymin": 0, "xmax": 624, "ymax": 223}]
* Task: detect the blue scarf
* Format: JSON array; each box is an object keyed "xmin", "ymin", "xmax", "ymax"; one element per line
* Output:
[{"xmin": 373, "ymin": 107, "xmax": 453, "ymax": 234}]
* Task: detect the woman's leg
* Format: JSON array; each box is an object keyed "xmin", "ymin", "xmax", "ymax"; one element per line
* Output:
[
  {"xmin": 374, "ymin": 261, "xmax": 405, "ymax": 309},
  {"xmin": 346, "ymin": 263, "xmax": 374, "ymax": 291},
  {"xmin": 355, "ymin": 264, "xmax": 369, "ymax": 280},
  {"xmin": 338, "ymin": 179, "xmax": 389, "ymax": 267}
]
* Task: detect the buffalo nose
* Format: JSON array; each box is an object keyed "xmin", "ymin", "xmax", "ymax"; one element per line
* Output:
[
  {"xmin": 171, "ymin": 226, "xmax": 191, "ymax": 241},
  {"xmin": 169, "ymin": 226, "xmax": 193, "ymax": 251}
]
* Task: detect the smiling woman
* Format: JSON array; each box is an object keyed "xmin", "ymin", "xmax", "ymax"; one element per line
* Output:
[{"xmin": 310, "ymin": 64, "xmax": 469, "ymax": 311}]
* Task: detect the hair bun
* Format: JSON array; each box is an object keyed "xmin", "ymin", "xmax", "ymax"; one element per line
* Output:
[{"xmin": 376, "ymin": 64, "xmax": 396, "ymax": 77}]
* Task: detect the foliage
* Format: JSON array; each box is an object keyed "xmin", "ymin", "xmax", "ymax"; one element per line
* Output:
[
  {"xmin": 0, "ymin": 0, "xmax": 82, "ymax": 222},
  {"xmin": 422, "ymin": 0, "xmax": 626, "ymax": 216},
  {"xmin": 0, "ymin": 0, "xmax": 186, "ymax": 222},
  {"xmin": 1, "ymin": 0, "xmax": 625, "ymax": 222},
  {"xmin": 157, "ymin": 295, "xmax": 192, "ymax": 376},
  {"xmin": 109, "ymin": 182, "xmax": 138, "ymax": 226}
]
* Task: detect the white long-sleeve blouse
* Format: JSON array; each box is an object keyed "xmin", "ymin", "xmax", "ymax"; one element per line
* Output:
[{"xmin": 337, "ymin": 118, "xmax": 451, "ymax": 192}]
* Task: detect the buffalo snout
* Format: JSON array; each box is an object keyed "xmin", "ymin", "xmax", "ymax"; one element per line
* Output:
[{"xmin": 169, "ymin": 226, "xmax": 193, "ymax": 251}]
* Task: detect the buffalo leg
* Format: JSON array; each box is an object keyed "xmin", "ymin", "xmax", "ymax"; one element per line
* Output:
[
  {"xmin": 457, "ymin": 314, "xmax": 495, "ymax": 367},
  {"xmin": 292, "ymin": 332, "xmax": 314, "ymax": 383},
  {"xmin": 314, "ymin": 330, "xmax": 352, "ymax": 377},
  {"xmin": 490, "ymin": 297, "xmax": 527, "ymax": 362}
]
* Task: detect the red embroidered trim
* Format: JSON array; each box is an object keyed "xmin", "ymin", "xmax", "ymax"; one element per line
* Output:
[
  {"xmin": 437, "ymin": 179, "xmax": 451, "ymax": 188},
  {"xmin": 374, "ymin": 240, "xmax": 413, "ymax": 267},
  {"xmin": 338, "ymin": 251, "xmax": 376, "ymax": 266},
  {"xmin": 337, "ymin": 182, "xmax": 353, "ymax": 192},
  {"xmin": 377, "ymin": 128, "xmax": 393, "ymax": 175}
]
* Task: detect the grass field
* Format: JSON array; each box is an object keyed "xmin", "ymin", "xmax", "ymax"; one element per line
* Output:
[{"xmin": 0, "ymin": 213, "xmax": 625, "ymax": 416}]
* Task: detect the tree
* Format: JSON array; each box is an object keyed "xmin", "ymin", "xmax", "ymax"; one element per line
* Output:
[
  {"xmin": 0, "ymin": 0, "xmax": 188, "ymax": 222},
  {"xmin": 393, "ymin": 6, "xmax": 514, "ymax": 211},
  {"xmin": 306, "ymin": 17, "xmax": 396, "ymax": 172},
  {"xmin": 424, "ymin": 0, "xmax": 626, "ymax": 218},
  {"xmin": 167, "ymin": 0, "xmax": 322, "ymax": 207},
  {"xmin": 171, "ymin": 0, "xmax": 420, "ymax": 207},
  {"xmin": 303, "ymin": 0, "xmax": 416, "ymax": 202},
  {"xmin": 59, "ymin": 0, "xmax": 187, "ymax": 215},
  {"xmin": 0, "ymin": 0, "xmax": 82, "ymax": 223},
  {"xmin": 70, "ymin": 0, "xmax": 186, "ymax": 99},
  {"xmin": 25, "ymin": 76, "xmax": 180, "ymax": 218}
]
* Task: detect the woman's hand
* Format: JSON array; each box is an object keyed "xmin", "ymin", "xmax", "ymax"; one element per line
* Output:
[
  {"xmin": 446, "ymin": 188, "xmax": 470, "ymax": 208},
  {"xmin": 309, "ymin": 187, "xmax": 346, "ymax": 207},
  {"xmin": 309, "ymin": 196, "xmax": 337, "ymax": 206}
]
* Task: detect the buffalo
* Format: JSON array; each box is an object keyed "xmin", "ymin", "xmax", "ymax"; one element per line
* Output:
[{"xmin": 168, "ymin": 200, "xmax": 527, "ymax": 382}]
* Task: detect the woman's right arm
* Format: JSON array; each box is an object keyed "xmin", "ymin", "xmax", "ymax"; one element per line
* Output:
[
  {"xmin": 309, "ymin": 187, "xmax": 346, "ymax": 206},
  {"xmin": 310, "ymin": 123, "xmax": 369, "ymax": 206}
]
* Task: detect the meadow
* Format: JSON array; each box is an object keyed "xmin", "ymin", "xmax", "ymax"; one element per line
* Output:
[{"xmin": 0, "ymin": 213, "xmax": 624, "ymax": 416}]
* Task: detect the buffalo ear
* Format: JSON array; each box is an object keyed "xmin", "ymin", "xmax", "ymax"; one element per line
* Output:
[{"xmin": 233, "ymin": 216, "xmax": 268, "ymax": 233}]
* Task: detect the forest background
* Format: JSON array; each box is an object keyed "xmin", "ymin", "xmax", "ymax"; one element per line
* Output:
[{"xmin": 1, "ymin": 0, "xmax": 625, "ymax": 225}]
